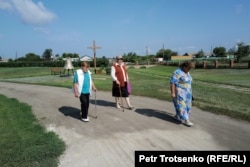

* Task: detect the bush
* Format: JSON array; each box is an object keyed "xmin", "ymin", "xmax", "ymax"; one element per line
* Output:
[
  {"xmin": 105, "ymin": 67, "xmax": 111, "ymax": 74},
  {"xmin": 128, "ymin": 66, "xmax": 135, "ymax": 69}
]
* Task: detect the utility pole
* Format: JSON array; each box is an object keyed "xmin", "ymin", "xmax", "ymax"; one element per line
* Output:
[
  {"xmin": 87, "ymin": 40, "xmax": 102, "ymax": 74},
  {"xmin": 162, "ymin": 43, "xmax": 165, "ymax": 58},
  {"xmin": 146, "ymin": 45, "xmax": 148, "ymax": 56}
]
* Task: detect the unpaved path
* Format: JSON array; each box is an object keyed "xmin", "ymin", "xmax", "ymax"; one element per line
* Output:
[{"xmin": 0, "ymin": 82, "xmax": 249, "ymax": 167}]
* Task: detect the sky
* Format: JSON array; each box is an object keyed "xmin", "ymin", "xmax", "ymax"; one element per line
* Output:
[{"xmin": 0, "ymin": 0, "xmax": 250, "ymax": 59}]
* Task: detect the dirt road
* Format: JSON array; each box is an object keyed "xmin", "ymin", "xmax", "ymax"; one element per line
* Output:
[{"xmin": 1, "ymin": 82, "xmax": 249, "ymax": 167}]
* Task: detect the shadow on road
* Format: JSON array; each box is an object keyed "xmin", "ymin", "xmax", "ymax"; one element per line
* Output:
[
  {"xmin": 135, "ymin": 108, "xmax": 181, "ymax": 124},
  {"xmin": 58, "ymin": 106, "xmax": 80, "ymax": 120},
  {"xmin": 90, "ymin": 99, "xmax": 115, "ymax": 107}
]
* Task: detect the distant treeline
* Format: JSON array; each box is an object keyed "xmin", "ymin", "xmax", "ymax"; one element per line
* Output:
[
  {"xmin": 0, "ymin": 58, "xmax": 110, "ymax": 68},
  {"xmin": 0, "ymin": 61, "xmax": 81, "ymax": 67}
]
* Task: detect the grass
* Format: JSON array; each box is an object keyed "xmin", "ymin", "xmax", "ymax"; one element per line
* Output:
[
  {"xmin": 1, "ymin": 66, "xmax": 250, "ymax": 122},
  {"xmin": 191, "ymin": 68, "xmax": 250, "ymax": 87},
  {"xmin": 0, "ymin": 65, "xmax": 249, "ymax": 165},
  {"xmin": 0, "ymin": 67, "xmax": 51, "ymax": 79},
  {"xmin": 0, "ymin": 94, "xmax": 65, "ymax": 167}
]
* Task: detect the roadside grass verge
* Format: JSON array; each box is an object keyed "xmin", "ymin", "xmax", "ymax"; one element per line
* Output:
[
  {"xmin": 192, "ymin": 82, "xmax": 250, "ymax": 121},
  {"xmin": 0, "ymin": 94, "xmax": 65, "ymax": 167},
  {"xmin": 191, "ymin": 68, "xmax": 250, "ymax": 88}
]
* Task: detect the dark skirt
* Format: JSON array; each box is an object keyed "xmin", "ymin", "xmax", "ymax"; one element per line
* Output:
[{"xmin": 112, "ymin": 81, "xmax": 129, "ymax": 97}]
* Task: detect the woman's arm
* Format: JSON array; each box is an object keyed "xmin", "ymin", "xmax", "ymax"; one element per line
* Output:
[
  {"xmin": 92, "ymin": 81, "xmax": 97, "ymax": 91},
  {"xmin": 111, "ymin": 66, "xmax": 120, "ymax": 85},
  {"xmin": 111, "ymin": 66, "xmax": 117, "ymax": 81},
  {"xmin": 73, "ymin": 83, "xmax": 79, "ymax": 97},
  {"xmin": 170, "ymin": 83, "xmax": 176, "ymax": 98}
]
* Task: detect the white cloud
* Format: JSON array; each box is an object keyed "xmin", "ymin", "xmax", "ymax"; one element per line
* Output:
[
  {"xmin": 0, "ymin": 0, "xmax": 56, "ymax": 25},
  {"xmin": 0, "ymin": 0, "xmax": 12, "ymax": 10}
]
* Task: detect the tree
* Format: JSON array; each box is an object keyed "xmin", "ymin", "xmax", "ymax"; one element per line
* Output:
[
  {"xmin": 213, "ymin": 47, "xmax": 226, "ymax": 57},
  {"xmin": 62, "ymin": 53, "xmax": 79, "ymax": 58},
  {"xmin": 228, "ymin": 47, "xmax": 237, "ymax": 56},
  {"xmin": 123, "ymin": 52, "xmax": 138, "ymax": 62},
  {"xmin": 25, "ymin": 53, "xmax": 41, "ymax": 61},
  {"xmin": 42, "ymin": 49, "xmax": 52, "ymax": 61},
  {"xmin": 62, "ymin": 53, "xmax": 67, "ymax": 58},
  {"xmin": 195, "ymin": 50, "xmax": 205, "ymax": 58},
  {"xmin": 72, "ymin": 53, "xmax": 79, "ymax": 58},
  {"xmin": 236, "ymin": 42, "xmax": 250, "ymax": 62},
  {"xmin": 156, "ymin": 49, "xmax": 177, "ymax": 60},
  {"xmin": 97, "ymin": 56, "xmax": 109, "ymax": 67},
  {"xmin": 16, "ymin": 53, "xmax": 41, "ymax": 61}
]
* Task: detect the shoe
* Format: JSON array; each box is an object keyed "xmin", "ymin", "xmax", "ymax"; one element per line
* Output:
[
  {"xmin": 183, "ymin": 120, "xmax": 193, "ymax": 126},
  {"xmin": 82, "ymin": 117, "xmax": 89, "ymax": 122},
  {"xmin": 116, "ymin": 104, "xmax": 121, "ymax": 109},
  {"xmin": 128, "ymin": 106, "xmax": 134, "ymax": 110}
]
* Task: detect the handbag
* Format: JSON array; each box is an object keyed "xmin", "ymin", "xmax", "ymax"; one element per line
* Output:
[{"xmin": 127, "ymin": 82, "xmax": 132, "ymax": 94}]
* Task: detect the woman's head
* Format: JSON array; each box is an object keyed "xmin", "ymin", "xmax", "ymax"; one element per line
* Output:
[
  {"xmin": 116, "ymin": 55, "xmax": 123, "ymax": 64},
  {"xmin": 81, "ymin": 61, "xmax": 89, "ymax": 72},
  {"xmin": 181, "ymin": 61, "xmax": 194, "ymax": 73}
]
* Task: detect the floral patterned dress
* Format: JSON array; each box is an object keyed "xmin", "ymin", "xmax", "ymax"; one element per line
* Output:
[{"xmin": 170, "ymin": 68, "xmax": 192, "ymax": 121}]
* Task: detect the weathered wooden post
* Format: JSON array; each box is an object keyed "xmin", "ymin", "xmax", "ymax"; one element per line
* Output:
[
  {"xmin": 192, "ymin": 61, "xmax": 196, "ymax": 68},
  {"xmin": 215, "ymin": 60, "xmax": 219, "ymax": 68},
  {"xmin": 229, "ymin": 59, "xmax": 234, "ymax": 68},
  {"xmin": 202, "ymin": 61, "xmax": 206, "ymax": 68}
]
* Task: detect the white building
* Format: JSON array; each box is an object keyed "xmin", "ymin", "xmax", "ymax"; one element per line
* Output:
[{"xmin": 80, "ymin": 55, "xmax": 93, "ymax": 62}]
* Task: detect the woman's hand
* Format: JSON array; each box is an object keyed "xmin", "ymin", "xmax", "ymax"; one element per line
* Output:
[
  {"xmin": 74, "ymin": 92, "xmax": 79, "ymax": 98},
  {"xmin": 116, "ymin": 80, "xmax": 120, "ymax": 85},
  {"xmin": 171, "ymin": 93, "xmax": 176, "ymax": 99}
]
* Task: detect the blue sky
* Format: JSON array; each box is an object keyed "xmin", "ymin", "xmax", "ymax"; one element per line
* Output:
[{"xmin": 0, "ymin": 0, "xmax": 250, "ymax": 59}]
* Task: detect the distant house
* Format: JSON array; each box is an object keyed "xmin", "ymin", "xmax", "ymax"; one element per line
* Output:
[
  {"xmin": 154, "ymin": 57, "xmax": 164, "ymax": 62},
  {"xmin": 204, "ymin": 52, "xmax": 212, "ymax": 58},
  {"xmin": 171, "ymin": 53, "xmax": 193, "ymax": 61},
  {"xmin": 80, "ymin": 55, "xmax": 93, "ymax": 62},
  {"xmin": 0, "ymin": 56, "xmax": 8, "ymax": 62}
]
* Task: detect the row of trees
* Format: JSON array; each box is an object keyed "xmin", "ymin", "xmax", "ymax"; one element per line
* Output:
[
  {"xmin": 2, "ymin": 42, "xmax": 250, "ymax": 64},
  {"xmin": 194, "ymin": 42, "xmax": 250, "ymax": 62},
  {"xmin": 11, "ymin": 49, "xmax": 80, "ymax": 62},
  {"xmin": 123, "ymin": 42, "xmax": 250, "ymax": 63}
]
